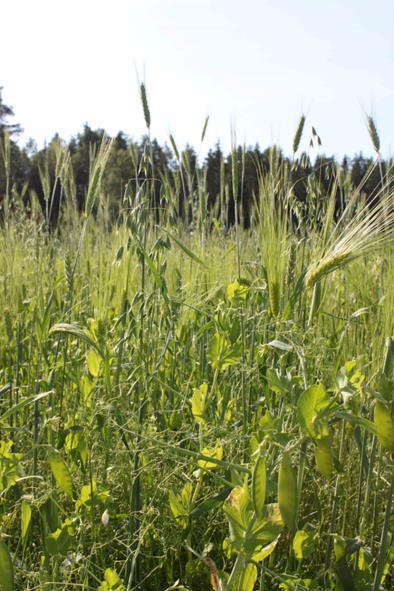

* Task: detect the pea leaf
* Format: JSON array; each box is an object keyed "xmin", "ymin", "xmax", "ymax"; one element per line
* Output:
[
  {"xmin": 297, "ymin": 383, "xmax": 330, "ymax": 438},
  {"xmin": 48, "ymin": 449, "xmax": 73, "ymax": 498}
]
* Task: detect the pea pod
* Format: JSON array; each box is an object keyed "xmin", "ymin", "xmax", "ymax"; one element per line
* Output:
[
  {"xmin": 278, "ymin": 452, "xmax": 298, "ymax": 531},
  {"xmin": 252, "ymin": 455, "xmax": 267, "ymax": 519},
  {"xmin": 374, "ymin": 400, "xmax": 394, "ymax": 451}
]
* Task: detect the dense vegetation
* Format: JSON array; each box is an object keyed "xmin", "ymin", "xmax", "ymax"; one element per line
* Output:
[{"xmin": 0, "ymin": 85, "xmax": 393, "ymax": 591}]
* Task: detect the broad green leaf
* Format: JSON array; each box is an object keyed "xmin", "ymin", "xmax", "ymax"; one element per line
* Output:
[
  {"xmin": 80, "ymin": 375, "xmax": 94, "ymax": 408},
  {"xmin": 207, "ymin": 333, "xmax": 226, "ymax": 368},
  {"xmin": 0, "ymin": 441, "xmax": 22, "ymax": 491},
  {"xmin": 252, "ymin": 537, "xmax": 279, "ymax": 562},
  {"xmin": 239, "ymin": 562, "xmax": 257, "ymax": 591},
  {"xmin": 278, "ymin": 453, "xmax": 298, "ymax": 531},
  {"xmin": 45, "ymin": 520, "xmax": 73, "ymax": 556},
  {"xmin": 169, "ymin": 484, "xmax": 192, "ymax": 528},
  {"xmin": 75, "ymin": 480, "xmax": 109, "ymax": 511},
  {"xmin": 374, "ymin": 401, "xmax": 394, "ymax": 451},
  {"xmin": 64, "ymin": 430, "xmax": 88, "ymax": 468},
  {"xmin": 198, "ymin": 444, "xmax": 223, "ymax": 470},
  {"xmin": 227, "ymin": 280, "xmax": 248, "ymax": 302},
  {"xmin": 207, "ymin": 333, "xmax": 241, "ymax": 370},
  {"xmin": 169, "ymin": 490, "xmax": 184, "ymax": 519},
  {"xmin": 0, "ymin": 540, "xmax": 14, "ymax": 591},
  {"xmin": 48, "ymin": 449, "xmax": 73, "ymax": 498},
  {"xmin": 181, "ymin": 482, "xmax": 193, "ymax": 508},
  {"xmin": 293, "ymin": 529, "xmax": 316, "ymax": 561},
  {"xmin": 191, "ymin": 383, "xmax": 208, "ymax": 424},
  {"xmin": 223, "ymin": 485, "xmax": 249, "ymax": 549},
  {"xmin": 265, "ymin": 368, "xmax": 291, "ymax": 394},
  {"xmin": 297, "ymin": 383, "xmax": 330, "ymax": 438},
  {"xmin": 252, "ymin": 455, "xmax": 266, "ymax": 519},
  {"xmin": 87, "ymin": 349, "xmax": 101, "ymax": 377},
  {"xmin": 248, "ymin": 504, "xmax": 283, "ymax": 552},
  {"xmin": 315, "ymin": 437, "xmax": 334, "ymax": 478},
  {"xmin": 98, "ymin": 568, "xmax": 125, "ymax": 590},
  {"xmin": 21, "ymin": 501, "xmax": 32, "ymax": 542}
]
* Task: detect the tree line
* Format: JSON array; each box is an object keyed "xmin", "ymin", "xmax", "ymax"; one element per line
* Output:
[{"xmin": 0, "ymin": 86, "xmax": 391, "ymax": 229}]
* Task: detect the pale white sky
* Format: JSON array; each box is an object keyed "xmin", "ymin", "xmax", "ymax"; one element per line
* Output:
[{"xmin": 1, "ymin": 0, "xmax": 394, "ymax": 157}]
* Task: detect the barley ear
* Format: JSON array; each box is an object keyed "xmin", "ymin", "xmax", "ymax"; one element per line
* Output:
[
  {"xmin": 169, "ymin": 134, "xmax": 180, "ymax": 161},
  {"xmin": 367, "ymin": 116, "xmax": 380, "ymax": 153},
  {"xmin": 292, "ymin": 115, "xmax": 305, "ymax": 154},
  {"xmin": 84, "ymin": 136, "xmax": 113, "ymax": 216},
  {"xmin": 201, "ymin": 115, "xmax": 210, "ymax": 143},
  {"xmin": 140, "ymin": 82, "xmax": 151, "ymax": 130}
]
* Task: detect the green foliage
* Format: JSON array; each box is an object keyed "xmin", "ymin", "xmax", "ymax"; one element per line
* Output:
[{"xmin": 0, "ymin": 104, "xmax": 393, "ymax": 591}]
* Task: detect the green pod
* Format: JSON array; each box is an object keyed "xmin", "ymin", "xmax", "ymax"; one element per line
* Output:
[
  {"xmin": 278, "ymin": 453, "xmax": 298, "ymax": 531},
  {"xmin": 374, "ymin": 400, "xmax": 394, "ymax": 451},
  {"xmin": 315, "ymin": 437, "xmax": 334, "ymax": 478},
  {"xmin": 252, "ymin": 455, "xmax": 267, "ymax": 519}
]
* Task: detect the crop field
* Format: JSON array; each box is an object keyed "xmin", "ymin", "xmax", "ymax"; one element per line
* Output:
[{"xmin": 0, "ymin": 99, "xmax": 393, "ymax": 591}]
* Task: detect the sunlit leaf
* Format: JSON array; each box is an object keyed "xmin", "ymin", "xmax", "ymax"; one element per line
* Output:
[{"xmin": 48, "ymin": 449, "xmax": 73, "ymax": 498}]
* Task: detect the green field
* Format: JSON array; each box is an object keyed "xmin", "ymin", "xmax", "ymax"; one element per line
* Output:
[{"xmin": 0, "ymin": 104, "xmax": 393, "ymax": 591}]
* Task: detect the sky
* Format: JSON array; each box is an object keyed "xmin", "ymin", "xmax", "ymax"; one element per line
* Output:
[{"xmin": 1, "ymin": 0, "xmax": 394, "ymax": 158}]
